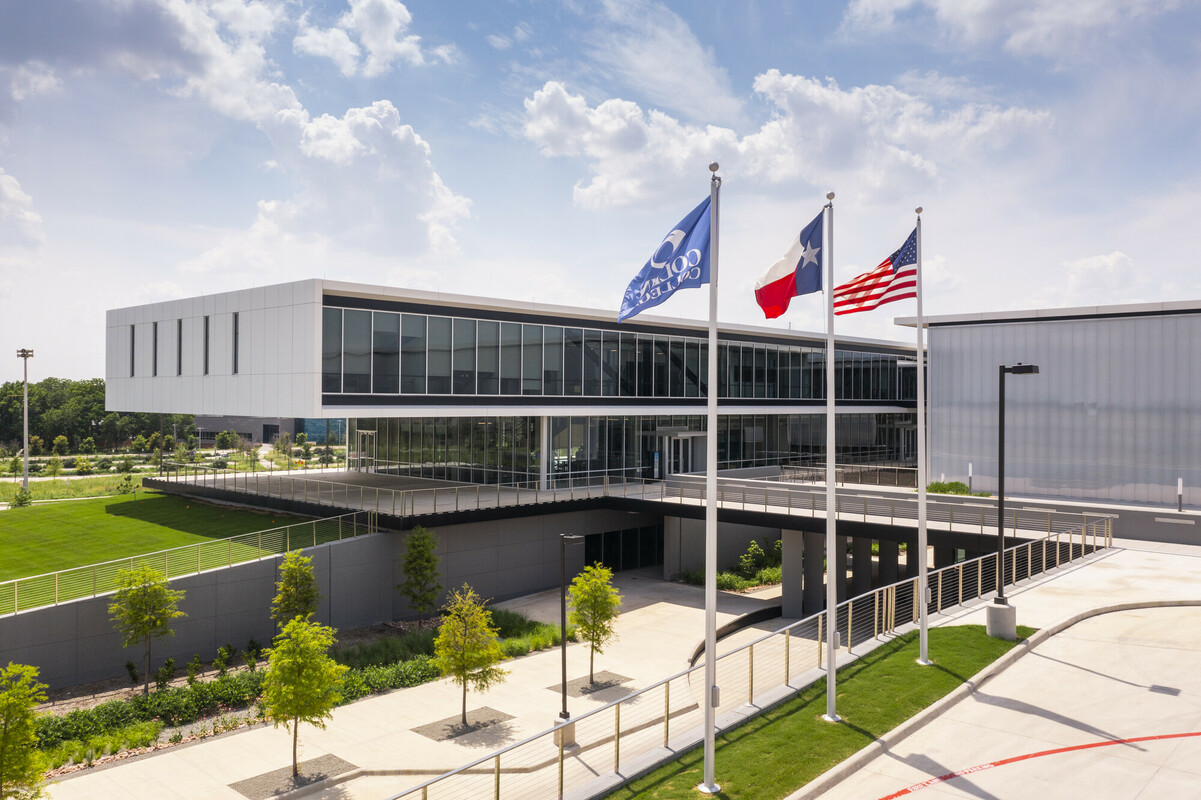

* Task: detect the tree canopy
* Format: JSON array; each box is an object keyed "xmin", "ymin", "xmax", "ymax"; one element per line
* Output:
[
  {"xmin": 568, "ymin": 563, "xmax": 623, "ymax": 684},
  {"xmin": 0, "ymin": 662, "xmax": 47, "ymax": 800},
  {"xmin": 398, "ymin": 526, "xmax": 441, "ymax": 623},
  {"xmin": 271, "ymin": 551, "xmax": 320, "ymax": 627},
  {"xmin": 108, "ymin": 567, "xmax": 186, "ymax": 695},
  {"xmin": 433, "ymin": 584, "xmax": 508, "ymax": 726},
  {"xmin": 261, "ymin": 618, "xmax": 347, "ymax": 777}
]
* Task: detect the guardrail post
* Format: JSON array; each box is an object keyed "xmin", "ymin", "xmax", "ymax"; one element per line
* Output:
[
  {"xmin": 958, "ymin": 564, "xmax": 963, "ymax": 606},
  {"xmin": 912, "ymin": 578, "xmax": 919, "ymax": 623},
  {"xmin": 228, "ymin": 539, "xmax": 232, "ymax": 567},
  {"xmin": 198, "ymin": 545, "xmax": 202, "ymax": 574},
  {"xmin": 558, "ymin": 732, "xmax": 565, "ymax": 799},
  {"xmin": 286, "ymin": 528, "xmax": 290, "ymax": 552},
  {"xmin": 748, "ymin": 644, "xmax": 755, "ymax": 703},
  {"xmin": 817, "ymin": 614, "xmax": 823, "ymax": 666},
  {"xmin": 312, "ymin": 521, "xmax": 318, "ymax": 547},
  {"xmin": 54, "ymin": 572, "xmax": 58, "ymax": 606},
  {"xmin": 614, "ymin": 703, "xmax": 621, "ymax": 773},
  {"xmin": 847, "ymin": 601, "xmax": 854, "ymax": 653},
  {"xmin": 494, "ymin": 754, "xmax": 500, "ymax": 800},
  {"xmin": 93, "ymin": 566, "xmax": 97, "ymax": 597},
  {"xmin": 664, "ymin": 681, "xmax": 671, "ymax": 746},
  {"xmin": 784, "ymin": 628, "xmax": 791, "ymax": 684},
  {"xmin": 936, "ymin": 571, "xmax": 943, "ymax": 614}
]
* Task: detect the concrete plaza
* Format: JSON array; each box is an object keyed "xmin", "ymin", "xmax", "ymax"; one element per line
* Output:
[{"xmin": 46, "ymin": 538, "xmax": 1201, "ymax": 800}]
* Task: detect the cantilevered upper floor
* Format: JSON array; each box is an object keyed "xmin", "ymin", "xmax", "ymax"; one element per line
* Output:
[{"xmin": 106, "ymin": 279, "xmax": 918, "ymax": 419}]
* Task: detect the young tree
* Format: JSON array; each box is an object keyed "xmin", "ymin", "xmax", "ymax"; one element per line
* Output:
[
  {"xmin": 43, "ymin": 458, "xmax": 61, "ymax": 478},
  {"xmin": 79, "ymin": 437, "xmax": 96, "ymax": 455},
  {"xmin": 568, "ymin": 563, "xmax": 623, "ymax": 684},
  {"xmin": 108, "ymin": 567, "xmax": 187, "ymax": 695},
  {"xmin": 261, "ymin": 618, "xmax": 347, "ymax": 777},
  {"xmin": 433, "ymin": 585, "xmax": 508, "ymax": 727},
  {"xmin": 131, "ymin": 434, "xmax": 148, "ymax": 453},
  {"xmin": 51, "ymin": 435, "xmax": 68, "ymax": 456},
  {"xmin": 398, "ymin": 526, "xmax": 441, "ymax": 624},
  {"xmin": 25, "ymin": 437, "xmax": 42, "ymax": 457},
  {"xmin": 271, "ymin": 551, "xmax": 320, "ymax": 627},
  {"xmin": 0, "ymin": 662, "xmax": 48, "ymax": 800}
]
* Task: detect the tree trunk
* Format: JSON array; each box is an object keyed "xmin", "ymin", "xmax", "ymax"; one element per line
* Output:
[
  {"xmin": 292, "ymin": 717, "xmax": 299, "ymax": 777},
  {"xmin": 589, "ymin": 647, "xmax": 595, "ymax": 685},
  {"xmin": 461, "ymin": 679, "xmax": 468, "ymax": 727},
  {"xmin": 144, "ymin": 637, "xmax": 151, "ymax": 695}
]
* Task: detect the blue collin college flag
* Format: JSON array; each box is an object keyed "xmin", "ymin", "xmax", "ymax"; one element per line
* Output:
[{"xmin": 618, "ymin": 196, "xmax": 712, "ymax": 322}]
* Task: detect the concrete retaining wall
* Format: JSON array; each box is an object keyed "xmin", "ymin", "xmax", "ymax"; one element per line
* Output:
[{"xmin": 0, "ymin": 508, "xmax": 657, "ymax": 690}]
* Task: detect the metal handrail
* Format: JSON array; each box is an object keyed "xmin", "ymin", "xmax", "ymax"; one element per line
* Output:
[
  {"xmin": 386, "ymin": 514, "xmax": 1112, "ymax": 799},
  {"xmin": 0, "ymin": 510, "xmax": 375, "ymax": 615}
]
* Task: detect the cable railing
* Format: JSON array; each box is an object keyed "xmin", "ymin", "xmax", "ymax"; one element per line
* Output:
[
  {"xmin": 0, "ymin": 510, "xmax": 376, "ymax": 616},
  {"xmin": 384, "ymin": 514, "xmax": 1112, "ymax": 800},
  {"xmin": 153, "ymin": 469, "xmax": 1108, "ymax": 543}
]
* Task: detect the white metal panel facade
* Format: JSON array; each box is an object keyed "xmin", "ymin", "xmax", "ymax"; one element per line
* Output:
[
  {"xmin": 105, "ymin": 280, "xmax": 323, "ymax": 418},
  {"xmin": 928, "ymin": 311, "xmax": 1201, "ymax": 507}
]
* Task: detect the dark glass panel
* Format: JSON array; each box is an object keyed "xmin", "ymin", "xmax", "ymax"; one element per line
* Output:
[
  {"xmin": 500, "ymin": 322, "xmax": 522, "ymax": 395},
  {"xmin": 400, "ymin": 314, "xmax": 426, "ymax": 394},
  {"xmin": 653, "ymin": 338, "xmax": 669, "ymax": 397},
  {"xmin": 685, "ymin": 340, "xmax": 699, "ymax": 397},
  {"xmin": 426, "ymin": 317, "xmax": 451, "ymax": 394},
  {"xmin": 522, "ymin": 324, "xmax": 543, "ymax": 395},
  {"xmin": 452, "ymin": 318, "xmax": 476, "ymax": 394},
  {"xmin": 619, "ymin": 333, "xmax": 637, "ymax": 396},
  {"xmin": 584, "ymin": 330, "xmax": 602, "ymax": 395},
  {"xmin": 372, "ymin": 312, "xmax": 399, "ymax": 394},
  {"xmin": 564, "ymin": 328, "xmax": 583, "ymax": 396},
  {"xmin": 322, "ymin": 307, "xmax": 342, "ymax": 392},
  {"xmin": 602, "ymin": 332, "xmax": 620, "ymax": 397},
  {"xmin": 477, "ymin": 321, "xmax": 499, "ymax": 395},
  {"xmin": 543, "ymin": 326, "xmax": 563, "ymax": 395},
  {"xmin": 637, "ymin": 336, "xmax": 653, "ymax": 397},
  {"xmin": 342, "ymin": 309, "xmax": 371, "ymax": 393},
  {"xmin": 669, "ymin": 339, "xmax": 685, "ymax": 397}
]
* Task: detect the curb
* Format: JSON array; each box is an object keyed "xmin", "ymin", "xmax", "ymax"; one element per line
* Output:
[{"xmin": 784, "ymin": 598, "xmax": 1201, "ymax": 800}]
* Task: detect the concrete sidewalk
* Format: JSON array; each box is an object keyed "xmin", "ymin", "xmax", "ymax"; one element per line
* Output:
[
  {"xmin": 46, "ymin": 570, "xmax": 774, "ymax": 800},
  {"xmin": 47, "ymin": 539, "xmax": 1201, "ymax": 800}
]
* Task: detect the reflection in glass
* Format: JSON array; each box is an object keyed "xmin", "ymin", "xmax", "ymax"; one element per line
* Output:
[
  {"xmin": 427, "ymin": 317, "xmax": 451, "ymax": 393},
  {"xmin": 322, "ymin": 307, "xmax": 342, "ymax": 392},
  {"xmin": 343, "ymin": 310, "xmax": 371, "ymax": 393},
  {"xmin": 372, "ymin": 312, "xmax": 399, "ymax": 393},
  {"xmin": 453, "ymin": 318, "xmax": 476, "ymax": 394},
  {"xmin": 401, "ymin": 314, "xmax": 426, "ymax": 394}
]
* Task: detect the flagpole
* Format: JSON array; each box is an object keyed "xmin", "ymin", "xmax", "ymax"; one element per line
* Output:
[
  {"xmin": 699, "ymin": 162, "xmax": 722, "ymax": 794},
  {"xmin": 823, "ymin": 191, "xmax": 840, "ymax": 723},
  {"xmin": 915, "ymin": 207, "xmax": 931, "ymax": 666}
]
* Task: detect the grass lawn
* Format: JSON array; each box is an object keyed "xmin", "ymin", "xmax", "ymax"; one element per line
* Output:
[
  {"xmin": 0, "ymin": 475, "xmax": 148, "ymax": 502},
  {"xmin": 608, "ymin": 624, "xmax": 1035, "ymax": 800},
  {"xmin": 0, "ymin": 491, "xmax": 308, "ymax": 583}
]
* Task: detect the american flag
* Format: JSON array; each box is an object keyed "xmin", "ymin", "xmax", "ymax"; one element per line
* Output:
[{"xmin": 833, "ymin": 228, "xmax": 918, "ymax": 315}]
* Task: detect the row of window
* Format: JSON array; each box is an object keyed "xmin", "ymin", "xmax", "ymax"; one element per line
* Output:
[
  {"xmin": 129, "ymin": 315, "xmax": 239, "ymax": 378},
  {"xmin": 347, "ymin": 412, "xmax": 915, "ymax": 485},
  {"xmin": 323, "ymin": 308, "xmax": 915, "ymax": 401}
]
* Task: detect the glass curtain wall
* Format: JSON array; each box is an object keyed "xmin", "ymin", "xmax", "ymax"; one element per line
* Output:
[
  {"xmin": 349, "ymin": 411, "xmax": 913, "ymax": 485},
  {"xmin": 323, "ymin": 306, "xmax": 915, "ymax": 402}
]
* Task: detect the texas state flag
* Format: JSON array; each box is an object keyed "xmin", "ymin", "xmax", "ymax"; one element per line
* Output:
[{"xmin": 754, "ymin": 211, "xmax": 824, "ymax": 319}]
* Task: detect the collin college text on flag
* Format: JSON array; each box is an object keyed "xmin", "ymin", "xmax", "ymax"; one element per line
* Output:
[
  {"xmin": 618, "ymin": 197, "xmax": 712, "ymax": 322},
  {"xmin": 832, "ymin": 228, "xmax": 918, "ymax": 315},
  {"xmin": 754, "ymin": 211, "xmax": 823, "ymax": 319}
]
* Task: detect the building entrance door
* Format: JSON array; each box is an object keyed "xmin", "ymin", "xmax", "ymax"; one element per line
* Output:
[
  {"xmin": 668, "ymin": 436, "xmax": 692, "ymax": 475},
  {"xmin": 354, "ymin": 430, "xmax": 377, "ymax": 472}
]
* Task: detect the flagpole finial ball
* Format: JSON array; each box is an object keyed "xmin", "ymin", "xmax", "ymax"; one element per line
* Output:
[
  {"xmin": 709, "ymin": 162, "xmax": 719, "ymax": 173},
  {"xmin": 826, "ymin": 192, "xmax": 835, "ymax": 200},
  {"xmin": 915, "ymin": 206, "xmax": 923, "ymax": 214}
]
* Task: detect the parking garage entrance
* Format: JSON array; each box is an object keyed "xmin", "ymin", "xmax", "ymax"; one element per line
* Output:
[{"xmin": 584, "ymin": 523, "xmax": 664, "ymax": 573}]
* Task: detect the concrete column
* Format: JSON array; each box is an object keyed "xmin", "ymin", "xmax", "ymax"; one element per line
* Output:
[
  {"xmin": 905, "ymin": 537, "xmax": 921, "ymax": 580},
  {"xmin": 835, "ymin": 535, "xmax": 849, "ymax": 603},
  {"xmin": 781, "ymin": 530, "xmax": 804, "ymax": 619},
  {"xmin": 851, "ymin": 537, "xmax": 873, "ymax": 597},
  {"xmin": 877, "ymin": 540, "xmax": 899, "ymax": 586},
  {"xmin": 802, "ymin": 531, "xmax": 825, "ymax": 614},
  {"xmin": 539, "ymin": 416, "xmax": 550, "ymax": 491}
]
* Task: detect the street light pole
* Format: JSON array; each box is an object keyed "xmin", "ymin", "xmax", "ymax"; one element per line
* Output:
[
  {"xmin": 990, "ymin": 362, "xmax": 1038, "ymax": 638},
  {"xmin": 17, "ymin": 349, "xmax": 33, "ymax": 491},
  {"xmin": 560, "ymin": 534, "xmax": 584, "ymax": 721}
]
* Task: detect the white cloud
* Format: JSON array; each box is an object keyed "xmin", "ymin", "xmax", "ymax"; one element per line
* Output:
[
  {"xmin": 844, "ymin": 0, "xmax": 1183, "ymax": 61},
  {"xmin": 9, "ymin": 61, "xmax": 62, "ymax": 101},
  {"xmin": 293, "ymin": 0, "xmax": 450, "ymax": 77},
  {"xmin": 0, "ymin": 167, "xmax": 45, "ymax": 249},
  {"xmin": 522, "ymin": 73, "xmax": 1049, "ymax": 208},
  {"xmin": 294, "ymin": 14, "xmax": 361, "ymax": 77},
  {"xmin": 589, "ymin": 0, "xmax": 742, "ymax": 125},
  {"xmin": 486, "ymin": 34, "xmax": 512, "ymax": 50}
]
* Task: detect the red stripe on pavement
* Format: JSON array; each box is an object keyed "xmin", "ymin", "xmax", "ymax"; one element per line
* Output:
[{"xmin": 876, "ymin": 731, "xmax": 1201, "ymax": 799}]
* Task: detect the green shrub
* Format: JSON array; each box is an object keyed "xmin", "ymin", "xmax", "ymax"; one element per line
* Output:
[
  {"xmin": 716, "ymin": 571, "xmax": 746, "ymax": 591},
  {"xmin": 926, "ymin": 480, "xmax": 971, "ymax": 495},
  {"xmin": 9, "ymin": 487, "xmax": 33, "ymax": 508},
  {"xmin": 154, "ymin": 658, "xmax": 175, "ymax": 692},
  {"xmin": 755, "ymin": 566, "xmax": 782, "ymax": 585},
  {"xmin": 186, "ymin": 654, "xmax": 202, "ymax": 686},
  {"xmin": 738, "ymin": 540, "xmax": 767, "ymax": 578},
  {"xmin": 44, "ymin": 720, "xmax": 163, "ymax": 769},
  {"xmin": 74, "ymin": 457, "xmax": 94, "ymax": 475},
  {"xmin": 679, "ymin": 569, "xmax": 704, "ymax": 585},
  {"xmin": 125, "ymin": 661, "xmax": 139, "ymax": 686}
]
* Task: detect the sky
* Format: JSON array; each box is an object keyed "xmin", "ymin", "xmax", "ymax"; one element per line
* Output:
[{"xmin": 2, "ymin": 0, "xmax": 1200, "ymax": 380}]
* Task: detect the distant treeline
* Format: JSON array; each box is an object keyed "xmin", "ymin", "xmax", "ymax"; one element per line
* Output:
[{"xmin": 0, "ymin": 377, "xmax": 193, "ymax": 454}]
